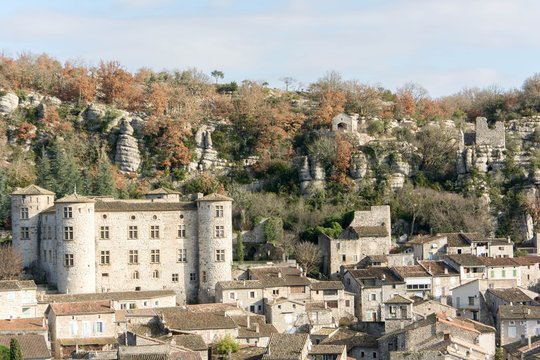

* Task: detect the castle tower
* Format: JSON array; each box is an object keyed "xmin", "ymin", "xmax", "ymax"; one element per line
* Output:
[
  {"xmin": 11, "ymin": 185, "xmax": 55, "ymax": 267},
  {"xmin": 196, "ymin": 193, "xmax": 233, "ymax": 303},
  {"xmin": 54, "ymin": 194, "xmax": 96, "ymax": 294}
]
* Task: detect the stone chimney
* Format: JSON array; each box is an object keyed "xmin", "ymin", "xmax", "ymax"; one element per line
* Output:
[
  {"xmin": 255, "ymin": 323, "xmax": 260, "ymax": 333},
  {"xmin": 247, "ymin": 316, "xmax": 250, "ymax": 329},
  {"xmin": 444, "ymin": 267, "xmax": 448, "ymax": 275}
]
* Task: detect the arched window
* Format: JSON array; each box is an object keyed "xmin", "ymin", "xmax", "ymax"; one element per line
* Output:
[
  {"xmin": 132, "ymin": 271, "xmax": 139, "ymax": 280},
  {"xmin": 152, "ymin": 270, "xmax": 160, "ymax": 279}
]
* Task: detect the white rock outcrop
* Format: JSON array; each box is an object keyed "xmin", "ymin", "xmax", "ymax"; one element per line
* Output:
[
  {"xmin": 114, "ymin": 119, "xmax": 141, "ymax": 172},
  {"xmin": 0, "ymin": 92, "xmax": 19, "ymax": 115}
]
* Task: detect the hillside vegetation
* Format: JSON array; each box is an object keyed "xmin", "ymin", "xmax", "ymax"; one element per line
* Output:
[{"xmin": 2, "ymin": 52, "xmax": 540, "ymax": 250}]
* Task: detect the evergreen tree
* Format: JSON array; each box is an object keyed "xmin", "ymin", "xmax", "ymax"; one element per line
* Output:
[
  {"xmin": 50, "ymin": 141, "xmax": 84, "ymax": 197},
  {"xmin": 0, "ymin": 170, "xmax": 11, "ymax": 229},
  {"xmin": 36, "ymin": 147, "xmax": 54, "ymax": 190},
  {"xmin": 92, "ymin": 151, "xmax": 116, "ymax": 196},
  {"xmin": 9, "ymin": 338, "xmax": 22, "ymax": 360},
  {"xmin": 235, "ymin": 232, "xmax": 244, "ymax": 263}
]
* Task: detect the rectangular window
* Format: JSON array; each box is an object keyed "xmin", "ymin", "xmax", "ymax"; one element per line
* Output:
[
  {"xmin": 100, "ymin": 226, "xmax": 110, "ymax": 240},
  {"xmin": 345, "ymin": 300, "xmax": 351, "ymax": 307},
  {"xmin": 64, "ymin": 207, "xmax": 73, "ymax": 219},
  {"xmin": 513, "ymin": 269, "xmax": 517, "ymax": 277},
  {"xmin": 94, "ymin": 321, "xmax": 104, "ymax": 334},
  {"xmin": 490, "ymin": 270, "xmax": 495, "ymax": 278},
  {"xmin": 508, "ymin": 326, "xmax": 517, "ymax": 338},
  {"xmin": 216, "ymin": 249, "xmax": 225, "ymax": 262},
  {"xmin": 177, "ymin": 249, "xmax": 187, "ymax": 263},
  {"xmin": 229, "ymin": 292, "xmax": 236, "ymax": 300},
  {"xmin": 326, "ymin": 300, "xmax": 338, "ymax": 308},
  {"xmin": 20, "ymin": 207, "xmax": 28, "ymax": 219},
  {"xmin": 64, "ymin": 226, "xmax": 74, "ymax": 241},
  {"xmin": 190, "ymin": 273, "xmax": 197, "ymax": 282},
  {"xmin": 215, "ymin": 205, "xmax": 224, "ymax": 218},
  {"xmin": 177, "ymin": 224, "xmax": 186, "ymax": 238},
  {"xmin": 129, "ymin": 250, "xmax": 138, "ymax": 264},
  {"xmin": 43, "ymin": 250, "xmax": 47, "ymax": 262},
  {"xmin": 21, "ymin": 227, "xmax": 30, "ymax": 240},
  {"xmin": 370, "ymin": 293, "xmax": 376, "ymax": 301},
  {"xmin": 215, "ymin": 225, "xmax": 225, "ymax": 238},
  {"xmin": 202, "ymin": 271, "xmax": 207, "ymax": 283},
  {"xmin": 342, "ymin": 254, "xmax": 346, "ymax": 261},
  {"xmin": 468, "ymin": 296, "xmax": 475, "ymax": 306},
  {"xmin": 151, "ymin": 249, "xmax": 160, "ymax": 263},
  {"xmin": 64, "ymin": 254, "xmax": 74, "ymax": 267},
  {"xmin": 100, "ymin": 251, "xmax": 110, "ymax": 265},
  {"xmin": 172, "ymin": 273, "xmax": 179, "ymax": 282},
  {"xmin": 273, "ymin": 289, "xmax": 279, "ymax": 295},
  {"xmin": 249, "ymin": 291, "xmax": 256, "ymax": 299},
  {"xmin": 150, "ymin": 225, "xmax": 160, "ymax": 239},
  {"xmin": 128, "ymin": 226, "xmax": 138, "ymax": 240},
  {"xmin": 502, "ymin": 270, "xmax": 506, "ymax": 278}
]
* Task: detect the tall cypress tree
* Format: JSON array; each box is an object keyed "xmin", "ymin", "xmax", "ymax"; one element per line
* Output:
[
  {"xmin": 9, "ymin": 338, "xmax": 22, "ymax": 360},
  {"xmin": 36, "ymin": 147, "xmax": 54, "ymax": 191},
  {"xmin": 92, "ymin": 151, "xmax": 116, "ymax": 196}
]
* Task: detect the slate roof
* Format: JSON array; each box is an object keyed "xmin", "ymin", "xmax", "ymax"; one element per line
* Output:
[
  {"xmin": 445, "ymin": 254, "xmax": 485, "ymax": 267},
  {"xmin": 0, "ymin": 280, "xmax": 37, "ymax": 291},
  {"xmin": 418, "ymin": 261, "xmax": 459, "ymax": 276},
  {"xmin": 48, "ymin": 300, "xmax": 115, "ymax": 316},
  {"xmin": 0, "ymin": 317, "xmax": 46, "ymax": 332},
  {"xmin": 338, "ymin": 226, "xmax": 388, "ymax": 240},
  {"xmin": 146, "ymin": 187, "xmax": 181, "ymax": 195},
  {"xmin": 217, "ymin": 280, "xmax": 263, "ymax": 290},
  {"xmin": 320, "ymin": 329, "xmax": 378, "ymax": 349},
  {"xmin": 158, "ymin": 308, "xmax": 237, "ymax": 330},
  {"xmin": 309, "ymin": 345, "xmax": 346, "ymax": 355},
  {"xmin": 94, "ymin": 200, "xmax": 196, "ymax": 212},
  {"xmin": 310, "ymin": 281, "xmax": 344, "ymax": 291},
  {"xmin": 385, "ymin": 294, "xmax": 413, "ymax": 304},
  {"xmin": 263, "ymin": 333, "xmax": 309, "ymax": 360},
  {"xmin": 248, "ymin": 267, "xmax": 311, "ymax": 287},
  {"xmin": 55, "ymin": 193, "xmax": 95, "ymax": 203},
  {"xmin": 347, "ymin": 267, "xmax": 404, "ymax": 286},
  {"xmin": 172, "ymin": 335, "xmax": 207, "ymax": 351},
  {"xmin": 486, "ymin": 288, "xmax": 534, "ymax": 303},
  {"xmin": 392, "ymin": 265, "xmax": 430, "ymax": 278},
  {"xmin": 231, "ymin": 315, "xmax": 278, "ymax": 338},
  {"xmin": 42, "ymin": 289, "xmax": 175, "ymax": 303},
  {"xmin": 195, "ymin": 193, "xmax": 233, "ymax": 202},
  {"xmin": 407, "ymin": 234, "xmax": 447, "ymax": 245},
  {"xmin": 499, "ymin": 304, "xmax": 540, "ymax": 320},
  {"xmin": 12, "ymin": 184, "xmax": 55, "ymax": 195},
  {"xmin": 0, "ymin": 334, "xmax": 50, "ymax": 359}
]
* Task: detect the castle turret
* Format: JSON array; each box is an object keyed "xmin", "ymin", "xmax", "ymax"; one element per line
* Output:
[
  {"xmin": 54, "ymin": 194, "xmax": 96, "ymax": 294},
  {"xmin": 11, "ymin": 185, "xmax": 55, "ymax": 267},
  {"xmin": 196, "ymin": 193, "xmax": 233, "ymax": 302}
]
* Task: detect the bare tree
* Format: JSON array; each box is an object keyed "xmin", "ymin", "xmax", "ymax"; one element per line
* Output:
[
  {"xmin": 281, "ymin": 77, "xmax": 296, "ymax": 92},
  {"xmin": 0, "ymin": 245, "xmax": 23, "ymax": 280},
  {"xmin": 294, "ymin": 242, "xmax": 321, "ymax": 276}
]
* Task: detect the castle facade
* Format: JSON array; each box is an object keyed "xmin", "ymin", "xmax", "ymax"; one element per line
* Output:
[{"xmin": 11, "ymin": 185, "xmax": 233, "ymax": 304}]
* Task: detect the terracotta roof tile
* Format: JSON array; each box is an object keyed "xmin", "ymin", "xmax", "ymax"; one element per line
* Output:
[
  {"xmin": 195, "ymin": 193, "xmax": 233, "ymax": 202},
  {"xmin": 0, "ymin": 334, "xmax": 50, "ymax": 359},
  {"xmin": 158, "ymin": 308, "xmax": 237, "ymax": 330},
  {"xmin": 42, "ymin": 290, "xmax": 175, "ymax": 303},
  {"xmin": 310, "ymin": 281, "xmax": 344, "ymax": 291},
  {"xmin": 263, "ymin": 333, "xmax": 309, "ymax": 360},
  {"xmin": 392, "ymin": 265, "xmax": 430, "ymax": 278},
  {"xmin": 49, "ymin": 300, "xmax": 115, "ymax": 316},
  {"xmin": 0, "ymin": 317, "xmax": 46, "ymax": 332},
  {"xmin": 12, "ymin": 185, "xmax": 55, "ymax": 195},
  {"xmin": 95, "ymin": 200, "xmax": 196, "ymax": 212}
]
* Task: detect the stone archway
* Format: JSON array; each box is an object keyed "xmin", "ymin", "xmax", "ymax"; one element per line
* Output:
[{"xmin": 337, "ymin": 122, "xmax": 348, "ymax": 131}]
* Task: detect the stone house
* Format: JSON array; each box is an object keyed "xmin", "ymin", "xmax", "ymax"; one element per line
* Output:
[
  {"xmin": 264, "ymin": 297, "xmax": 306, "ymax": 333},
  {"xmin": 502, "ymin": 335, "xmax": 540, "ymax": 360},
  {"xmin": 156, "ymin": 307, "xmax": 238, "ymax": 345},
  {"xmin": 343, "ymin": 267, "xmax": 407, "ymax": 322},
  {"xmin": 391, "ymin": 265, "xmax": 432, "ymax": 298},
  {"xmin": 45, "ymin": 300, "xmax": 117, "ymax": 358},
  {"xmin": 38, "ymin": 289, "xmax": 176, "ymax": 314},
  {"xmin": 407, "ymin": 234, "xmax": 448, "ymax": 260},
  {"xmin": 263, "ymin": 333, "xmax": 311, "ymax": 360},
  {"xmin": 319, "ymin": 206, "xmax": 392, "ymax": 278},
  {"xmin": 411, "ymin": 297, "xmax": 457, "ymax": 320},
  {"xmin": 444, "ymin": 254, "xmax": 487, "ymax": 284},
  {"xmin": 331, "ymin": 113, "xmax": 359, "ymax": 133},
  {"xmin": 215, "ymin": 280, "xmax": 265, "ymax": 314},
  {"xmin": 417, "ymin": 260, "xmax": 459, "ymax": 302},
  {"xmin": 11, "ymin": 185, "xmax": 234, "ymax": 304},
  {"xmin": 319, "ymin": 329, "xmax": 379, "ymax": 360},
  {"xmin": 230, "ymin": 314, "xmax": 278, "ymax": 348},
  {"xmin": 0, "ymin": 280, "xmax": 37, "ymax": 319},
  {"xmin": 512, "ymin": 256, "xmax": 540, "ymax": 290},
  {"xmin": 485, "ymin": 288, "xmax": 538, "ymax": 315},
  {"xmin": 450, "ymin": 279, "xmax": 486, "ymax": 322},
  {"xmin": 248, "ymin": 265, "xmax": 312, "ymax": 302},
  {"xmin": 354, "ymin": 254, "xmax": 414, "ymax": 269},
  {"xmin": 309, "ymin": 281, "xmax": 355, "ymax": 324},
  {"xmin": 498, "ymin": 304, "xmax": 540, "ymax": 346},
  {"xmin": 309, "ymin": 344, "xmax": 347, "ymax": 360},
  {"xmin": 382, "ymin": 294, "xmax": 413, "ymax": 333},
  {"xmin": 0, "ymin": 334, "xmax": 51, "ymax": 360},
  {"xmin": 378, "ymin": 312, "xmax": 496, "ymax": 360},
  {"xmin": 483, "ymin": 257, "xmax": 521, "ymax": 285}
]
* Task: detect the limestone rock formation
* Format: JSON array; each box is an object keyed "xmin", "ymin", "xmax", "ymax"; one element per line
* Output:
[
  {"xmin": 190, "ymin": 124, "xmax": 227, "ymax": 172},
  {"xmin": 0, "ymin": 92, "xmax": 19, "ymax": 115},
  {"xmin": 349, "ymin": 153, "xmax": 368, "ymax": 179},
  {"xmin": 115, "ymin": 119, "xmax": 141, "ymax": 172},
  {"xmin": 299, "ymin": 156, "xmax": 325, "ymax": 194}
]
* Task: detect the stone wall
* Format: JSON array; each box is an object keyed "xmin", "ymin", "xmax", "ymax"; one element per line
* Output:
[{"xmin": 475, "ymin": 117, "xmax": 505, "ymax": 148}]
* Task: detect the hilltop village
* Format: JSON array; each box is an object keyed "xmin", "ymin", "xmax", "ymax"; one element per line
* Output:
[
  {"xmin": 3, "ymin": 179, "xmax": 540, "ymax": 360},
  {"xmin": 5, "ymin": 57, "xmax": 540, "ymax": 360}
]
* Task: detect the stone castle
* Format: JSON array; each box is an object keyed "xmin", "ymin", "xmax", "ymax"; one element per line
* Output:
[{"xmin": 11, "ymin": 185, "xmax": 233, "ymax": 304}]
